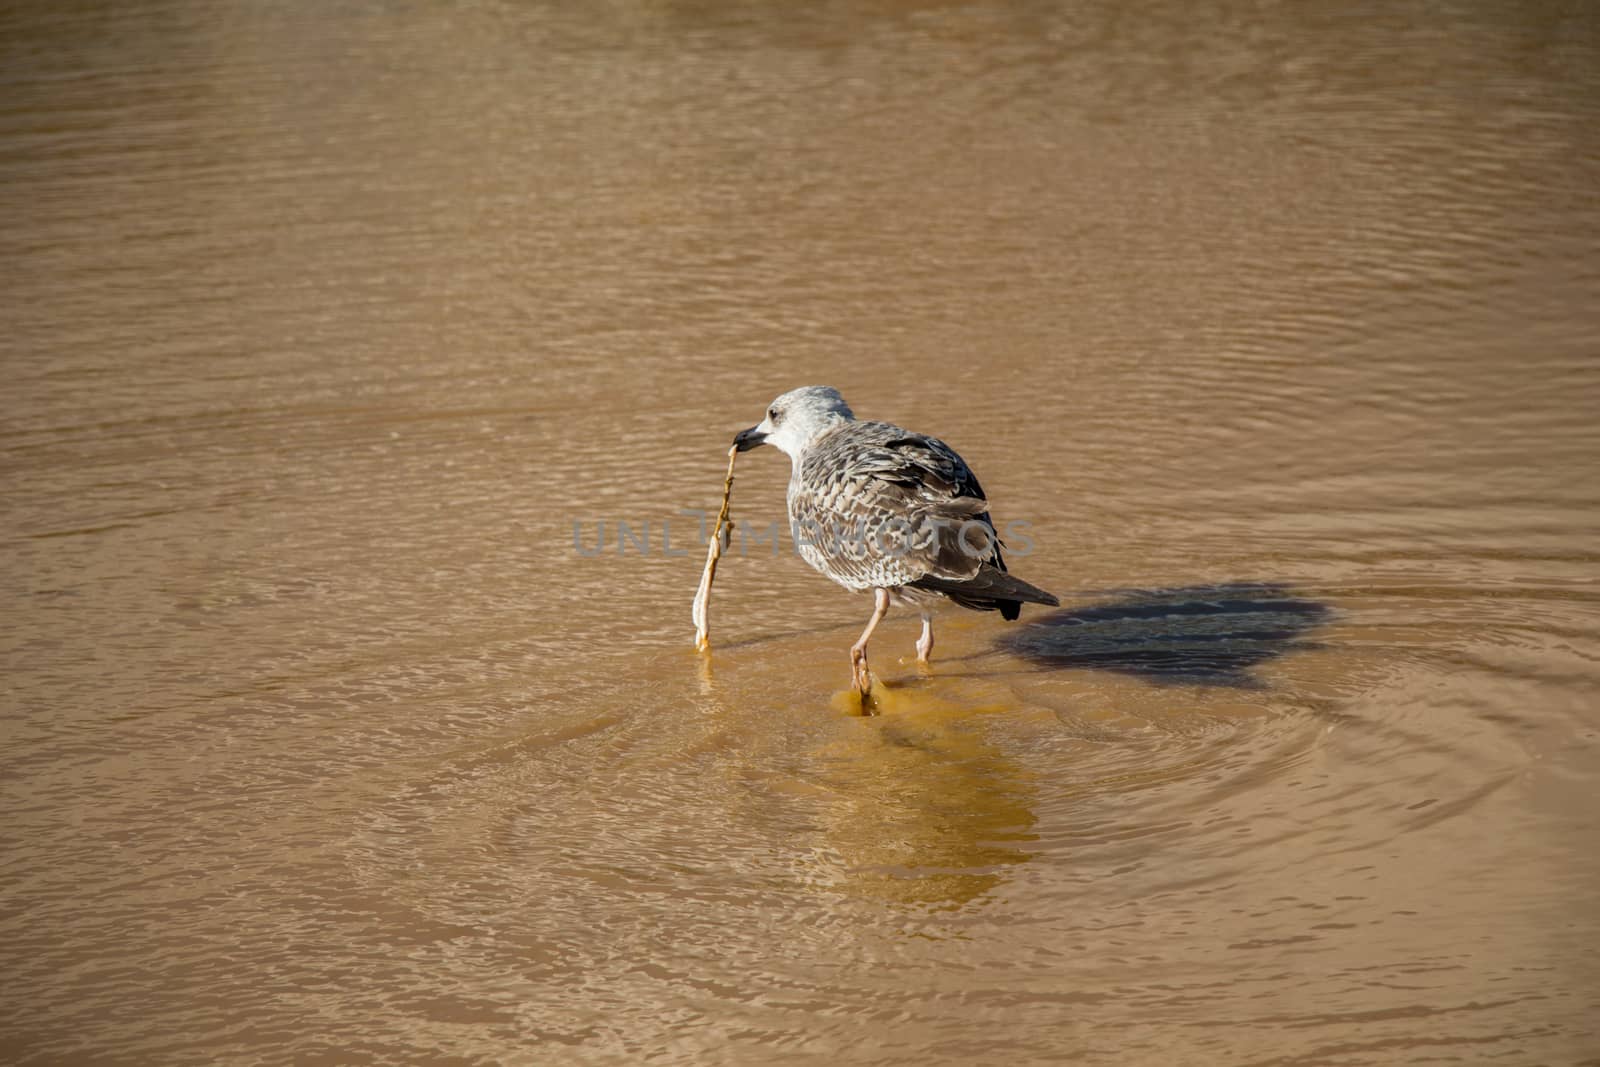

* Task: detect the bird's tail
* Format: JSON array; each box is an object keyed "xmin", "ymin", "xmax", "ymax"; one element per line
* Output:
[{"xmin": 909, "ymin": 566, "xmax": 1060, "ymax": 620}]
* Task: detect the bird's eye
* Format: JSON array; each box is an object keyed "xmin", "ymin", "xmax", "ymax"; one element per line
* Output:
[{"xmin": 768, "ymin": 407, "xmax": 780, "ymax": 423}]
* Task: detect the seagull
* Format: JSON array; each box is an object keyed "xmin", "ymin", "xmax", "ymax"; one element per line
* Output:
[{"xmin": 732, "ymin": 385, "xmax": 1059, "ymax": 695}]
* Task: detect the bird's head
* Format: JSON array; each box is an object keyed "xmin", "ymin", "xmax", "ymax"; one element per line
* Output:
[{"xmin": 733, "ymin": 386, "xmax": 855, "ymax": 459}]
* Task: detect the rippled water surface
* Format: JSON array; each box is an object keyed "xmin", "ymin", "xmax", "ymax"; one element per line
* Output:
[{"xmin": 4, "ymin": 1, "xmax": 1599, "ymax": 1063}]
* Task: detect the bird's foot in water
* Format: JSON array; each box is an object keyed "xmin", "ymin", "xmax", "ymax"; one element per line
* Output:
[
  {"xmin": 850, "ymin": 647, "xmax": 873, "ymax": 695},
  {"xmin": 915, "ymin": 617, "xmax": 934, "ymax": 667},
  {"xmin": 839, "ymin": 651, "xmax": 882, "ymax": 715}
]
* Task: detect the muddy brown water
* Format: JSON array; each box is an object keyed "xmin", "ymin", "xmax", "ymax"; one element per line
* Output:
[{"xmin": 3, "ymin": 1, "xmax": 1599, "ymax": 1064}]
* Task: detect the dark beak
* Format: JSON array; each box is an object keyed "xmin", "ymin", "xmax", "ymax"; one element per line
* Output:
[{"xmin": 733, "ymin": 426, "xmax": 768, "ymax": 452}]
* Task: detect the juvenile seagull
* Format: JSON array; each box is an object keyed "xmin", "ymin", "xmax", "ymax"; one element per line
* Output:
[{"xmin": 733, "ymin": 386, "xmax": 1058, "ymax": 694}]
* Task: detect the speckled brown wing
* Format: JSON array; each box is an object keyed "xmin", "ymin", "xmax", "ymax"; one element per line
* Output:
[{"xmin": 786, "ymin": 421, "xmax": 1005, "ymax": 592}]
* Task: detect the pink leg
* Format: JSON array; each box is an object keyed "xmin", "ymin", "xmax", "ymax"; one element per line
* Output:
[
  {"xmin": 915, "ymin": 612, "xmax": 934, "ymax": 666},
  {"xmin": 850, "ymin": 588, "xmax": 891, "ymax": 693}
]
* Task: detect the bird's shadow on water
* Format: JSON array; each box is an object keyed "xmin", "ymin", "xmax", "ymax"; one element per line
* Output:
[{"xmin": 993, "ymin": 582, "xmax": 1332, "ymax": 688}]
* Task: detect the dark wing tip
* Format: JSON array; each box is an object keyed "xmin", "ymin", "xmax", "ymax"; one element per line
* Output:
[{"xmin": 908, "ymin": 567, "xmax": 1059, "ymax": 615}]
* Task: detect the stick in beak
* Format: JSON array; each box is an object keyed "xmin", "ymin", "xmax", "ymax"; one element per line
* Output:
[{"xmin": 691, "ymin": 444, "xmax": 739, "ymax": 651}]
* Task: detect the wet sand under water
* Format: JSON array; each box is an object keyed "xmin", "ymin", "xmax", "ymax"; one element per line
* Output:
[{"xmin": 2, "ymin": 1, "xmax": 1599, "ymax": 1063}]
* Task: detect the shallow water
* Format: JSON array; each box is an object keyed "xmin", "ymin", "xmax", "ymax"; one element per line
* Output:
[{"xmin": 3, "ymin": 1, "xmax": 1599, "ymax": 1063}]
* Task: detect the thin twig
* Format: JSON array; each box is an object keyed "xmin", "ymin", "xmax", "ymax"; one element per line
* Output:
[{"xmin": 691, "ymin": 444, "xmax": 738, "ymax": 651}]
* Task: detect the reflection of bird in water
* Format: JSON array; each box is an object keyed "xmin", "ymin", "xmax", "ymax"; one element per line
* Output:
[
  {"xmin": 732, "ymin": 386, "xmax": 1058, "ymax": 698},
  {"xmin": 805, "ymin": 693, "xmax": 1037, "ymax": 910}
]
